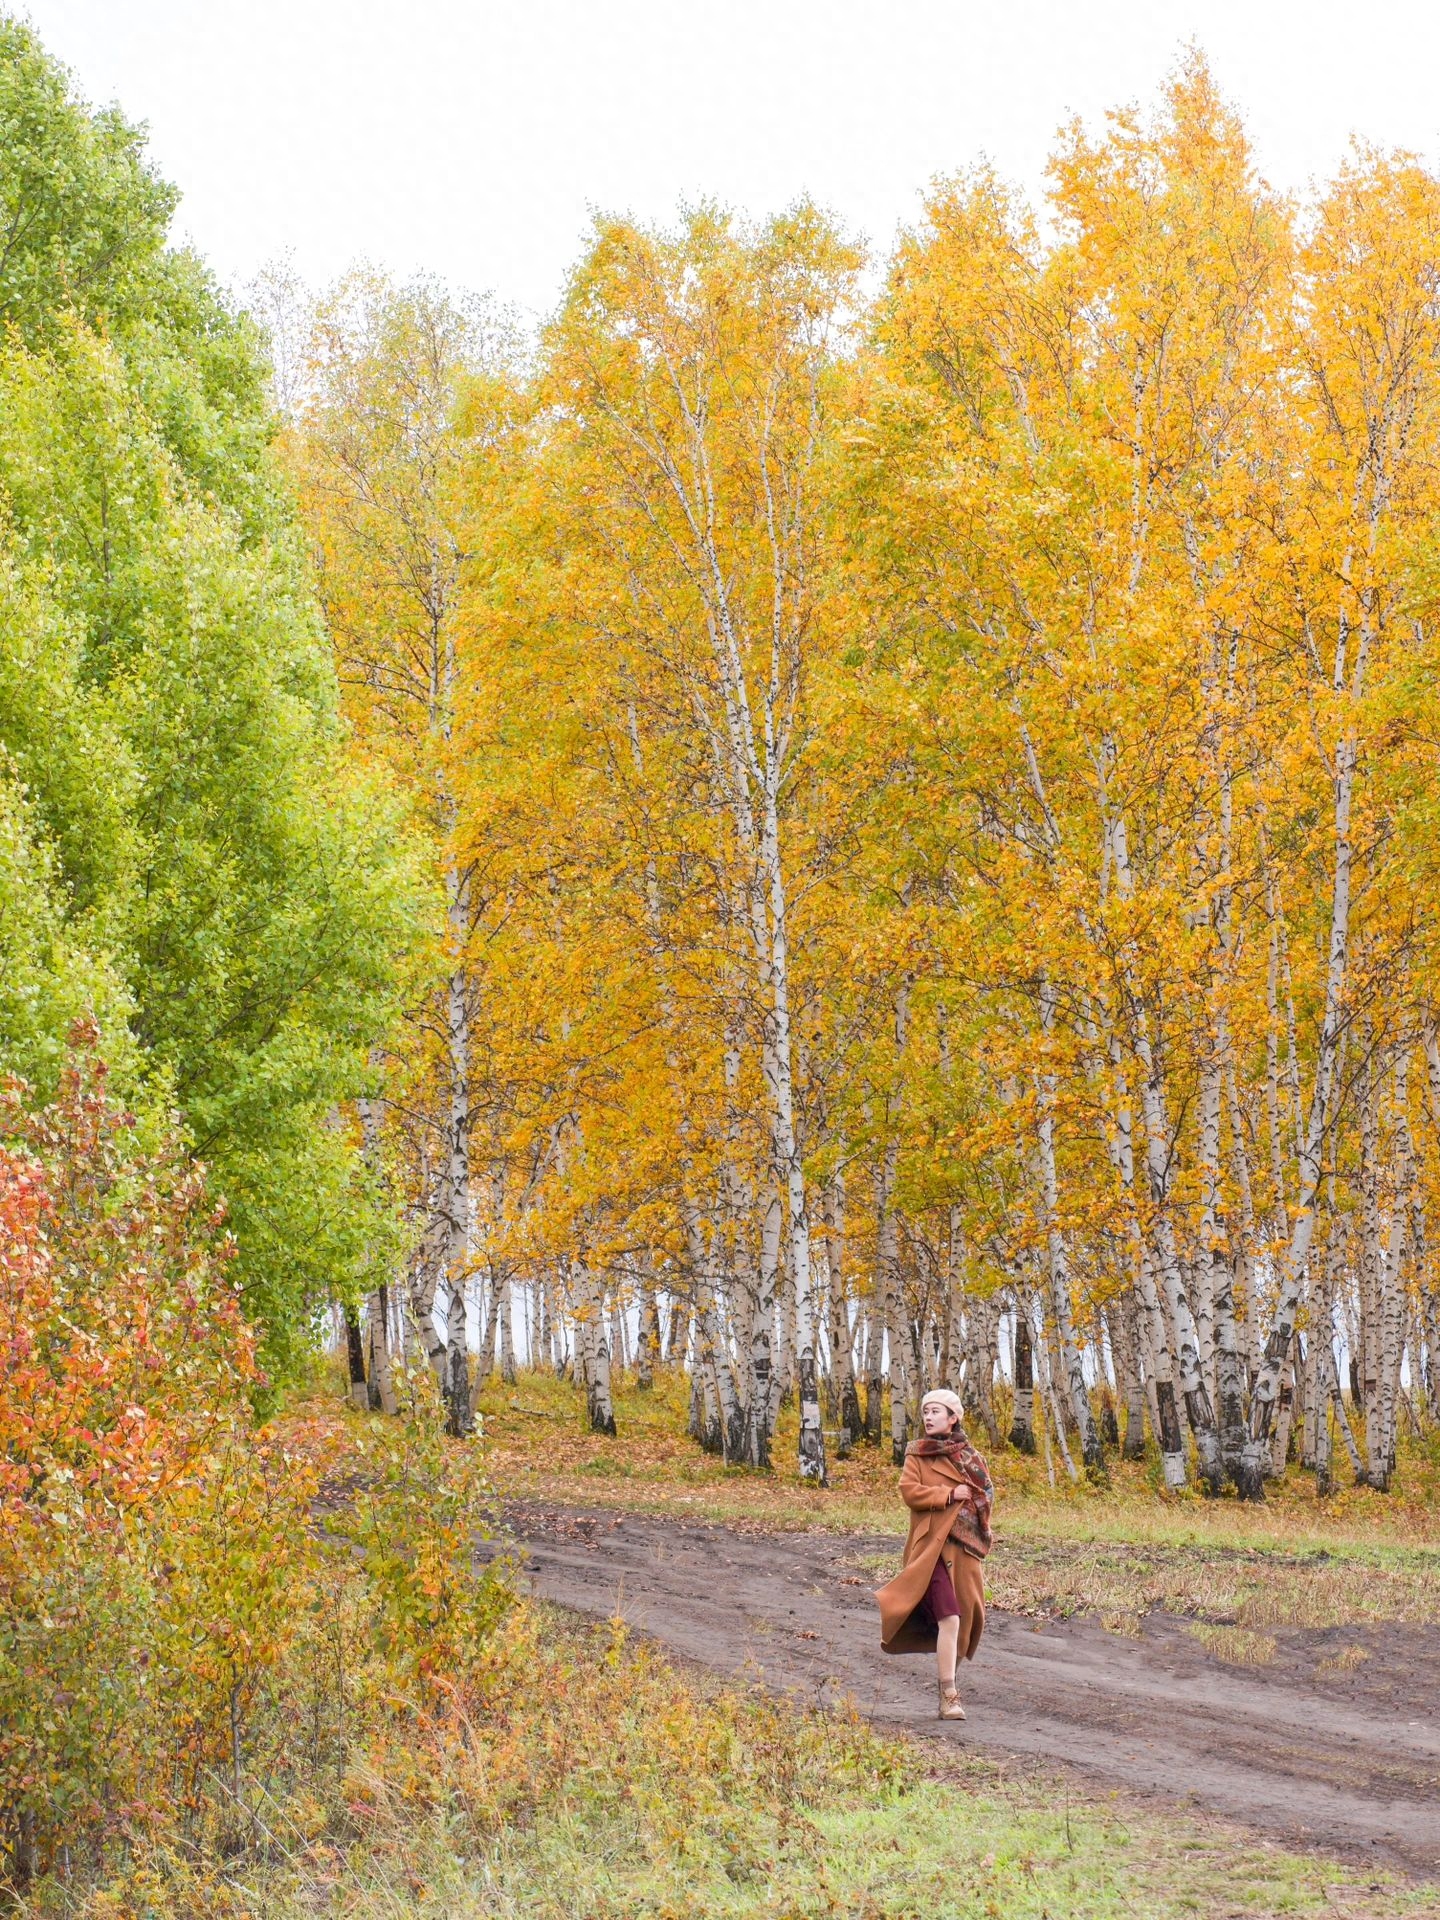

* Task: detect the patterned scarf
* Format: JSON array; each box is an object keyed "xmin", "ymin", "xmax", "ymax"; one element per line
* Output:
[{"xmin": 910, "ymin": 1427, "xmax": 994, "ymax": 1558}]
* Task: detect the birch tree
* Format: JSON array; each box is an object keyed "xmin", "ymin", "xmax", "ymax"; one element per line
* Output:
[
  {"xmin": 294, "ymin": 274, "xmax": 490, "ymax": 1433},
  {"xmin": 541, "ymin": 207, "xmax": 860, "ymax": 1482}
]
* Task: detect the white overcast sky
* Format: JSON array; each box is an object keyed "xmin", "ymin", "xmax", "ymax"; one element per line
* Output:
[{"xmin": 16, "ymin": 0, "xmax": 1440, "ymax": 323}]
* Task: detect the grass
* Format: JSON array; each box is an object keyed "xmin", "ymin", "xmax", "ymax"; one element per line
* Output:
[
  {"xmin": 43, "ymin": 1606, "xmax": 1440, "ymax": 1920},
  {"xmin": 1317, "ymin": 1643, "xmax": 1372, "ymax": 1674},
  {"xmin": 478, "ymin": 1365, "xmax": 1440, "ymax": 1635},
  {"xmin": 479, "ymin": 1365, "xmax": 1440, "ymax": 1542},
  {"xmin": 1185, "ymin": 1623, "xmax": 1280, "ymax": 1665},
  {"xmin": 969, "ymin": 1532, "xmax": 1440, "ymax": 1633}
]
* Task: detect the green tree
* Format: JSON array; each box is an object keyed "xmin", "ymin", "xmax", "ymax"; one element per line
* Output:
[{"xmin": 0, "ymin": 19, "xmax": 426, "ymax": 1378}]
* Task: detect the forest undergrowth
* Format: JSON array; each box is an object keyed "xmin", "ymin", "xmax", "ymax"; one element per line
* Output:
[{"xmin": 20, "ymin": 1383, "xmax": 1440, "ymax": 1920}]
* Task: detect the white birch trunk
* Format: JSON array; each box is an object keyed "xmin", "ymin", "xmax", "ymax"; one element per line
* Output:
[
  {"xmin": 1199, "ymin": 1044, "xmax": 1246, "ymax": 1483},
  {"xmin": 1033, "ymin": 1302, "xmax": 1079, "ymax": 1484},
  {"xmin": 357, "ymin": 1092, "xmax": 400, "ymax": 1416},
  {"xmin": 1238, "ymin": 722, "xmax": 1357, "ymax": 1495},
  {"xmin": 962, "ymin": 1279, "xmax": 1003, "ymax": 1448},
  {"xmin": 1369, "ymin": 1051, "xmax": 1411, "ymax": 1487},
  {"xmin": 439, "ymin": 858, "xmax": 473, "ymax": 1437},
  {"xmin": 636, "ymin": 1255, "xmax": 659, "ymax": 1389},
  {"xmin": 1239, "ymin": 446, "xmax": 1388, "ymax": 1493},
  {"xmin": 683, "ymin": 1198, "xmax": 742, "ymax": 1459},
  {"xmin": 1115, "ymin": 1286, "xmax": 1148, "ymax": 1460},
  {"xmin": 822, "ymin": 1173, "xmax": 861, "ymax": 1444},
  {"xmin": 408, "ymin": 1257, "xmax": 448, "ymax": 1382},
  {"xmin": 497, "ymin": 1268, "xmax": 516, "ymax": 1386},
  {"xmin": 1108, "ymin": 1052, "xmax": 1186, "ymax": 1486},
  {"xmin": 876, "ymin": 1134, "xmax": 907, "ymax": 1465},
  {"xmin": 579, "ymin": 1261, "xmax": 616, "ymax": 1435},
  {"xmin": 1108, "ymin": 809, "xmax": 1222, "ymax": 1488},
  {"xmin": 1009, "ymin": 1295, "xmax": 1036, "ymax": 1454},
  {"xmin": 758, "ymin": 783, "xmax": 825, "ymax": 1480},
  {"xmin": 1035, "ymin": 976, "xmax": 1103, "ymax": 1473}
]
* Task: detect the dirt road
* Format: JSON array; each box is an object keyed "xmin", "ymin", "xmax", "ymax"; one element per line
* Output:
[{"xmin": 493, "ymin": 1502, "xmax": 1440, "ymax": 1877}]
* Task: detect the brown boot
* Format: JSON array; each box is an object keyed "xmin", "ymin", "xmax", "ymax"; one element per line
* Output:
[{"xmin": 937, "ymin": 1681, "xmax": 966, "ymax": 1721}]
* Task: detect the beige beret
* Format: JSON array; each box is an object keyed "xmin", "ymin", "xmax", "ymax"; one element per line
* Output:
[{"xmin": 920, "ymin": 1388, "xmax": 965, "ymax": 1420}]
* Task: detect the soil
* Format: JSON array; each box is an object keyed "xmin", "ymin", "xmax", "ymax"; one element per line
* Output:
[{"xmin": 490, "ymin": 1501, "xmax": 1440, "ymax": 1878}]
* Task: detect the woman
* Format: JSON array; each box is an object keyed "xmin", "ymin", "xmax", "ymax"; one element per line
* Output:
[{"xmin": 874, "ymin": 1388, "xmax": 994, "ymax": 1721}]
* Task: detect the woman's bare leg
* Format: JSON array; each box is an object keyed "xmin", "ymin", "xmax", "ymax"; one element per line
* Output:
[{"xmin": 936, "ymin": 1614, "xmax": 960, "ymax": 1689}]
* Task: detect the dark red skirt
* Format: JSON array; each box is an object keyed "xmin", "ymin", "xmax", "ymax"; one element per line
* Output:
[{"xmin": 920, "ymin": 1550, "xmax": 960, "ymax": 1624}]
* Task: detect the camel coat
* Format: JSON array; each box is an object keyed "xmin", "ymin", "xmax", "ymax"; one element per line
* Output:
[{"xmin": 875, "ymin": 1449, "xmax": 987, "ymax": 1658}]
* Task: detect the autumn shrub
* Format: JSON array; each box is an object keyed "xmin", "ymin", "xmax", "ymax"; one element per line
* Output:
[
  {"xmin": 0, "ymin": 1030, "xmax": 274, "ymax": 1876},
  {"xmin": 0, "ymin": 1032, "xmax": 507, "ymax": 1897},
  {"xmin": 35, "ymin": 1591, "xmax": 904, "ymax": 1920},
  {"xmin": 320, "ymin": 1382, "xmax": 511, "ymax": 1688}
]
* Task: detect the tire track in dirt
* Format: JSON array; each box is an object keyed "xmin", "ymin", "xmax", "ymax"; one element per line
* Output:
[{"xmin": 490, "ymin": 1502, "xmax": 1440, "ymax": 1877}]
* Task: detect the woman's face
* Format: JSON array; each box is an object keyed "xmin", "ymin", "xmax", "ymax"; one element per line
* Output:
[{"xmin": 921, "ymin": 1401, "xmax": 958, "ymax": 1436}]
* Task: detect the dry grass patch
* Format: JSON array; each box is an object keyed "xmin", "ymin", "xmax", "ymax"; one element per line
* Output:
[
  {"xmin": 848, "ymin": 1535, "xmax": 1427, "ymax": 1636},
  {"xmin": 1187, "ymin": 1624, "xmax": 1279, "ymax": 1665},
  {"xmin": 979, "ymin": 1534, "xmax": 1440, "ymax": 1633},
  {"xmin": 1317, "ymin": 1644, "xmax": 1373, "ymax": 1674},
  {"xmin": 1099, "ymin": 1609, "xmax": 1143, "ymax": 1637}
]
